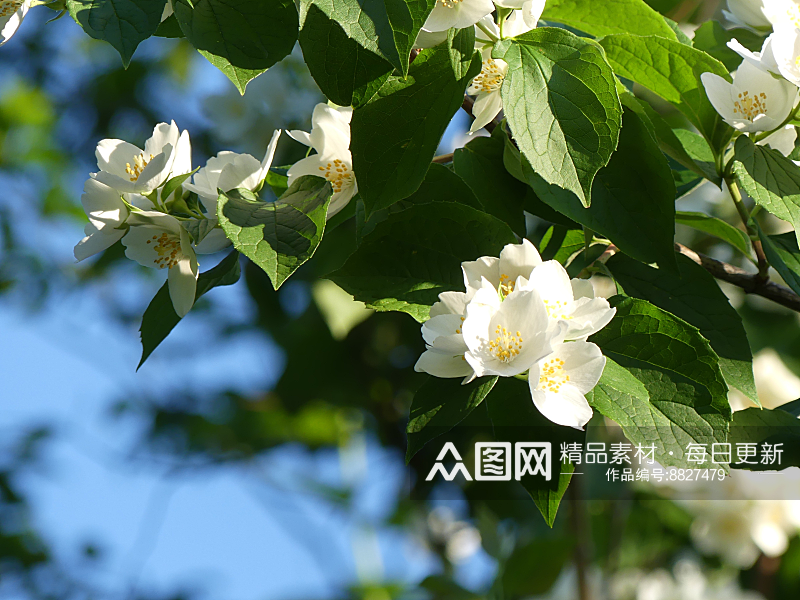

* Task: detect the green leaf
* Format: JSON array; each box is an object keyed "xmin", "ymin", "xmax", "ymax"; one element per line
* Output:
[
  {"xmin": 587, "ymin": 357, "xmax": 730, "ymax": 469},
  {"xmin": 607, "ymin": 252, "xmax": 758, "ymax": 404},
  {"xmin": 590, "ymin": 296, "xmax": 732, "ymax": 418},
  {"xmin": 264, "ymin": 169, "xmax": 289, "ymax": 198},
  {"xmin": 154, "ymin": 13, "xmax": 184, "ymax": 37},
  {"xmin": 733, "ymin": 136, "xmax": 800, "ymax": 247},
  {"xmin": 67, "ymin": 0, "xmax": 167, "ymax": 67},
  {"xmin": 406, "ymin": 376, "xmax": 498, "ymax": 462},
  {"xmin": 621, "ymin": 91, "xmax": 719, "ymax": 183},
  {"xmin": 511, "ymin": 107, "xmax": 677, "ymax": 271},
  {"xmin": 138, "ymin": 250, "xmax": 241, "ymax": 369},
  {"xmin": 302, "ymin": 0, "xmax": 436, "ymax": 76},
  {"xmin": 217, "ymin": 176, "xmax": 332, "ymax": 290},
  {"xmin": 599, "ymin": 34, "xmax": 732, "ymax": 151},
  {"xmin": 495, "ymin": 28, "xmax": 622, "ymax": 206},
  {"xmin": 161, "ymin": 168, "xmax": 198, "ymax": 204},
  {"xmin": 542, "ymin": 0, "xmax": 677, "ymax": 40},
  {"xmin": 453, "ymin": 133, "xmax": 527, "ymax": 236},
  {"xmin": 692, "ymin": 21, "xmax": 764, "ymax": 72},
  {"xmin": 729, "ymin": 407, "xmax": 800, "ymax": 470},
  {"xmin": 298, "ymin": 3, "xmax": 393, "ymax": 108},
  {"xmin": 675, "ymin": 211, "xmax": 753, "ymax": 257},
  {"xmin": 756, "ymin": 226, "xmax": 800, "ymax": 297},
  {"xmin": 356, "ymin": 163, "xmax": 484, "ymax": 242},
  {"xmin": 484, "ymin": 378, "xmax": 582, "ymax": 526},
  {"xmin": 502, "ymin": 538, "xmax": 574, "ymax": 595},
  {"xmin": 173, "ymin": 0, "xmax": 299, "ymax": 94},
  {"xmin": 351, "ymin": 28, "xmax": 480, "ymax": 215},
  {"xmin": 329, "ymin": 202, "xmax": 517, "ymax": 322},
  {"xmin": 539, "ymin": 226, "xmax": 585, "ymax": 264}
]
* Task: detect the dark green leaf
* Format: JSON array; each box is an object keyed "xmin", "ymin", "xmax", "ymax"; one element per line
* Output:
[
  {"xmin": 329, "ymin": 202, "xmax": 516, "ymax": 322},
  {"xmin": 756, "ymin": 226, "xmax": 800, "ymax": 297},
  {"xmin": 298, "ymin": 3, "xmax": 393, "ymax": 107},
  {"xmin": 138, "ymin": 250, "xmax": 241, "ymax": 368},
  {"xmin": 217, "ymin": 176, "xmax": 332, "ymax": 290},
  {"xmin": 734, "ymin": 136, "xmax": 800, "ymax": 245},
  {"xmin": 154, "ymin": 13, "xmax": 185, "ymax": 38},
  {"xmin": 590, "ymin": 296, "xmax": 731, "ymax": 418},
  {"xmin": 607, "ymin": 252, "xmax": 758, "ymax": 404},
  {"xmin": 453, "ymin": 133, "xmax": 527, "ymax": 236},
  {"xmin": 511, "ymin": 107, "xmax": 677, "ymax": 271},
  {"xmin": 484, "ymin": 378, "xmax": 583, "ymax": 526},
  {"xmin": 692, "ymin": 21, "xmax": 764, "ymax": 72},
  {"xmin": 600, "ymin": 34, "xmax": 732, "ymax": 151},
  {"xmin": 587, "ymin": 356, "xmax": 730, "ymax": 468},
  {"xmin": 729, "ymin": 407, "xmax": 800, "ymax": 470},
  {"xmin": 542, "ymin": 0, "xmax": 677, "ymax": 40},
  {"xmin": 495, "ymin": 28, "xmax": 622, "ymax": 206},
  {"xmin": 356, "ymin": 163, "xmax": 484, "ymax": 242},
  {"xmin": 302, "ymin": 0, "xmax": 436, "ymax": 76},
  {"xmin": 351, "ymin": 28, "xmax": 480, "ymax": 215},
  {"xmin": 539, "ymin": 226, "xmax": 585, "ymax": 264},
  {"xmin": 173, "ymin": 0, "xmax": 298, "ymax": 94},
  {"xmin": 406, "ymin": 376, "xmax": 498, "ymax": 462},
  {"xmin": 67, "ymin": 0, "xmax": 167, "ymax": 67},
  {"xmin": 675, "ymin": 211, "xmax": 753, "ymax": 257}
]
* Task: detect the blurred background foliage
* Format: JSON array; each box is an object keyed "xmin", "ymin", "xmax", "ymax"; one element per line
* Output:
[{"xmin": 3, "ymin": 1, "xmax": 800, "ymax": 599}]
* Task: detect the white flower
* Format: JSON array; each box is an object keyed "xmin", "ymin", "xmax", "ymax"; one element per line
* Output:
[
  {"xmin": 422, "ymin": 0, "xmax": 494, "ymax": 33},
  {"xmin": 288, "ymin": 104, "xmax": 357, "ymax": 219},
  {"xmin": 414, "ymin": 289, "xmax": 474, "ymax": 381},
  {"xmin": 701, "ymin": 59, "xmax": 798, "ymax": 132},
  {"xmin": 468, "ymin": 49, "xmax": 509, "ymax": 133},
  {"xmin": 183, "ymin": 130, "xmax": 280, "ymax": 254},
  {"xmin": 1, "ymin": 0, "xmax": 31, "ymax": 46},
  {"xmin": 94, "ymin": 121, "xmax": 189, "ymax": 194},
  {"xmin": 727, "ymin": 34, "xmax": 780, "ymax": 75},
  {"xmin": 413, "ymin": 28, "xmax": 449, "ymax": 49},
  {"xmin": 185, "ymin": 130, "xmax": 281, "ymax": 211},
  {"xmin": 522, "ymin": 260, "xmax": 616, "ymax": 342},
  {"xmin": 688, "ymin": 499, "xmax": 800, "ymax": 567},
  {"xmin": 122, "ymin": 211, "xmax": 199, "ymax": 317},
  {"xmin": 763, "ymin": 0, "xmax": 800, "ymax": 30},
  {"xmin": 461, "ymin": 238, "xmax": 543, "ymax": 296},
  {"xmin": 724, "ymin": 0, "xmax": 771, "ymax": 30},
  {"xmin": 528, "ymin": 341, "xmax": 606, "ymax": 430},
  {"xmin": 760, "ymin": 123, "xmax": 798, "ymax": 155},
  {"xmin": 468, "ymin": 3, "xmax": 544, "ymax": 133},
  {"xmin": 461, "ymin": 278, "xmax": 560, "ymax": 380},
  {"xmin": 768, "ymin": 24, "xmax": 800, "ymax": 87},
  {"xmin": 74, "ymin": 178, "xmax": 146, "ymax": 261}
]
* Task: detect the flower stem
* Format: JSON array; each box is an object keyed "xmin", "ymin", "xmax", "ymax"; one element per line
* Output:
[
  {"xmin": 752, "ymin": 103, "xmax": 800, "ymax": 143},
  {"xmin": 476, "ymin": 21, "xmax": 498, "ymax": 43},
  {"xmin": 726, "ymin": 176, "xmax": 770, "ymax": 279},
  {"xmin": 512, "ymin": 371, "xmax": 529, "ymax": 382}
]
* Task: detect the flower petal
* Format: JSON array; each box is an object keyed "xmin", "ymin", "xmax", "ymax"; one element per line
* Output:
[
  {"xmin": 74, "ymin": 222, "xmax": 125, "ymax": 262},
  {"xmin": 530, "ymin": 383, "xmax": 594, "ymax": 430},
  {"xmin": 499, "ymin": 238, "xmax": 542, "ymax": 281},
  {"xmin": 415, "ymin": 348, "xmax": 473, "ymax": 378},
  {"xmin": 168, "ymin": 254, "xmax": 199, "ymax": 318}
]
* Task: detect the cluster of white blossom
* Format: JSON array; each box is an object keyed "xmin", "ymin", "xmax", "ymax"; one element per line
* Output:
[
  {"xmin": 414, "ymin": 239, "xmax": 615, "ymax": 430},
  {"xmin": 415, "ymin": 0, "xmax": 546, "ymax": 133},
  {"xmin": 74, "ymin": 102, "xmax": 356, "ymax": 317},
  {"xmin": 701, "ymin": 0, "xmax": 800, "ymax": 156}
]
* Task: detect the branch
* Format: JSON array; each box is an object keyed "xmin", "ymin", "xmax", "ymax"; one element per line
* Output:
[
  {"xmin": 431, "ymin": 153, "xmax": 453, "ymax": 164},
  {"xmin": 675, "ymin": 243, "xmax": 800, "ymax": 312}
]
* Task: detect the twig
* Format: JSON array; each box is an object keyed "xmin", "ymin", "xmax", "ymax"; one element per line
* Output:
[
  {"xmin": 431, "ymin": 153, "xmax": 454, "ymax": 164},
  {"xmin": 675, "ymin": 243, "xmax": 800, "ymax": 312}
]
